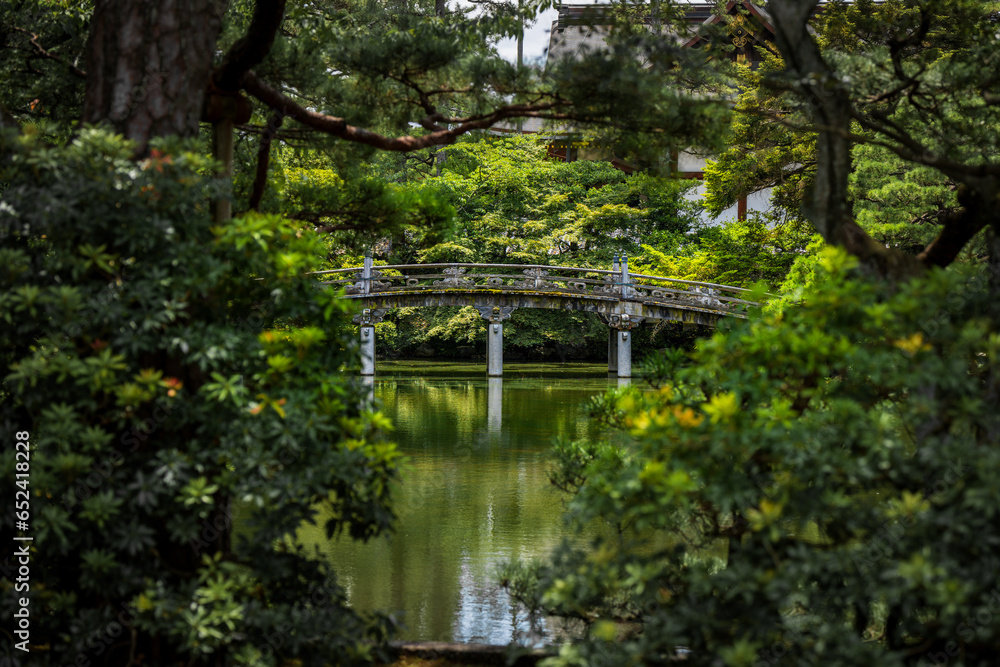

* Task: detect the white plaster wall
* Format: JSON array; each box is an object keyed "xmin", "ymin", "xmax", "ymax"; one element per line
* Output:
[
  {"xmin": 684, "ymin": 185, "xmax": 774, "ymax": 226},
  {"xmin": 547, "ymin": 21, "xmax": 612, "ymax": 62},
  {"xmin": 678, "ymin": 149, "xmax": 710, "ymax": 173}
]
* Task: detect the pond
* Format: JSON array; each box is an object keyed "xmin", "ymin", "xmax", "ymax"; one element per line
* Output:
[{"xmin": 296, "ymin": 362, "xmax": 628, "ymax": 645}]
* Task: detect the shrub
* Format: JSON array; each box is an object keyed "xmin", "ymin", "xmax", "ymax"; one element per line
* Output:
[
  {"xmin": 504, "ymin": 249, "xmax": 1000, "ymax": 666},
  {"xmin": 0, "ymin": 128, "xmax": 399, "ymax": 665}
]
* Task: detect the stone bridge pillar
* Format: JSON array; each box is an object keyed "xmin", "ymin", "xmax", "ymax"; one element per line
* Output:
[
  {"xmin": 609, "ymin": 313, "xmax": 641, "ymax": 379},
  {"xmin": 475, "ymin": 306, "xmax": 515, "ymax": 376},
  {"xmin": 353, "ymin": 308, "xmax": 387, "ymax": 376},
  {"xmin": 607, "ymin": 253, "xmax": 642, "ymax": 378}
]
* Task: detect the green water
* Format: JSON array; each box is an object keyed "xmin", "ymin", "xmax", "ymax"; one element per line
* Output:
[{"xmin": 297, "ymin": 364, "xmax": 624, "ymax": 645}]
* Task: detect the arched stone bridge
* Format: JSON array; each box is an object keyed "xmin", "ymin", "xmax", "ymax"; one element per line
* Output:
[{"xmin": 315, "ymin": 254, "xmax": 757, "ymax": 377}]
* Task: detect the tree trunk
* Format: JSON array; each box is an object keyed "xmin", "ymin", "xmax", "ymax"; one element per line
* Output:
[{"xmin": 82, "ymin": 0, "xmax": 226, "ymax": 153}]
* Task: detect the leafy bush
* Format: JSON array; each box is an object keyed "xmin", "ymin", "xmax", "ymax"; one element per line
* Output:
[
  {"xmin": 0, "ymin": 128, "xmax": 399, "ymax": 665},
  {"xmin": 395, "ymin": 135, "xmax": 702, "ymax": 266},
  {"xmin": 634, "ymin": 213, "xmax": 814, "ymax": 290},
  {"xmin": 504, "ymin": 249, "xmax": 1000, "ymax": 666}
]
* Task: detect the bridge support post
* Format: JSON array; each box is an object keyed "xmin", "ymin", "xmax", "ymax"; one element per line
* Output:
[
  {"xmin": 615, "ymin": 255, "xmax": 635, "ymax": 377},
  {"xmin": 360, "ymin": 325, "xmax": 376, "ymax": 376},
  {"xmin": 353, "ymin": 308, "xmax": 387, "ymax": 376},
  {"xmin": 475, "ymin": 305, "xmax": 515, "ymax": 377},
  {"xmin": 488, "ymin": 322, "xmax": 503, "ymax": 377},
  {"xmin": 617, "ymin": 329, "xmax": 632, "ymax": 378},
  {"xmin": 359, "ymin": 251, "xmax": 376, "ymax": 376},
  {"xmin": 609, "ymin": 313, "xmax": 640, "ymax": 379},
  {"xmin": 362, "ymin": 250, "xmax": 372, "ymax": 295}
]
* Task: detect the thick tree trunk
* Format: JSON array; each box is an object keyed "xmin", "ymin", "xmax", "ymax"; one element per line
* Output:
[
  {"xmin": 917, "ymin": 187, "xmax": 992, "ymax": 268},
  {"xmin": 82, "ymin": 0, "xmax": 226, "ymax": 152}
]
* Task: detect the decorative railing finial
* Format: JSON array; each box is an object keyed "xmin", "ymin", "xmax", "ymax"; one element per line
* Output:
[
  {"xmin": 619, "ymin": 253, "xmax": 630, "ymax": 298},
  {"xmin": 362, "ymin": 250, "xmax": 373, "ymax": 296}
]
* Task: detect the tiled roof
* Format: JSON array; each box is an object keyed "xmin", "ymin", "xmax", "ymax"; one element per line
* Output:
[
  {"xmin": 556, "ymin": 1, "xmax": 825, "ymax": 29},
  {"xmin": 556, "ymin": 3, "xmax": 719, "ymax": 28}
]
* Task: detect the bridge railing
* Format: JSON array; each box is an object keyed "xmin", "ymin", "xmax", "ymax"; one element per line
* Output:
[{"xmin": 312, "ymin": 262, "xmax": 760, "ymax": 313}]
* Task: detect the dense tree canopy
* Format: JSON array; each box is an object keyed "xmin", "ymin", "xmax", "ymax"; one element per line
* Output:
[{"xmin": 709, "ymin": 0, "xmax": 1000, "ymax": 278}]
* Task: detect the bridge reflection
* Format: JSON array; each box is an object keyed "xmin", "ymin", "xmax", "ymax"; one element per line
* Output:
[{"xmin": 488, "ymin": 377, "xmax": 502, "ymax": 433}]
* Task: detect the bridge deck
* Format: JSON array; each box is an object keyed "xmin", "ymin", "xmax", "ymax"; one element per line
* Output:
[{"xmin": 316, "ymin": 262, "xmax": 755, "ymax": 322}]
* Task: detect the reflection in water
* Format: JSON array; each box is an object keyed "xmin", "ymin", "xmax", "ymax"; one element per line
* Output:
[
  {"xmin": 360, "ymin": 375, "xmax": 375, "ymax": 408},
  {"xmin": 297, "ymin": 369, "xmax": 621, "ymax": 644},
  {"xmin": 488, "ymin": 377, "xmax": 502, "ymax": 433}
]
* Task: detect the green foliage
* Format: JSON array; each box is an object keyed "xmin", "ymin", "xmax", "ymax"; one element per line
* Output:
[
  {"xmin": 0, "ymin": 1, "xmax": 90, "ymax": 127},
  {"xmin": 704, "ymin": 0, "xmax": 1000, "ymax": 265},
  {"xmin": 507, "ymin": 249, "xmax": 1000, "ymax": 666},
  {"xmin": 631, "ymin": 213, "xmax": 813, "ymax": 290},
  {"xmin": 702, "ymin": 54, "xmax": 815, "ymax": 220},
  {"xmin": 699, "ymin": 213, "xmax": 815, "ymax": 288},
  {"xmin": 271, "ymin": 0, "xmax": 530, "ymax": 127},
  {"xmin": 280, "ymin": 166, "xmax": 454, "ymax": 249},
  {"xmin": 407, "ymin": 135, "xmax": 702, "ymax": 266},
  {"xmin": 817, "ymin": 0, "xmax": 1000, "ymax": 260},
  {"xmin": 380, "ymin": 306, "xmax": 610, "ymax": 360},
  {"xmin": 0, "ymin": 128, "xmax": 399, "ymax": 664},
  {"xmin": 850, "ymin": 143, "xmax": 963, "ymax": 255}
]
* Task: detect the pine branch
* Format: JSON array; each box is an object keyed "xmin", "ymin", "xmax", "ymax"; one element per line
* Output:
[
  {"xmin": 213, "ymin": 0, "xmax": 287, "ymax": 92},
  {"xmin": 240, "ymin": 70, "xmax": 569, "ymax": 151},
  {"xmin": 12, "ymin": 27, "xmax": 87, "ymax": 79}
]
